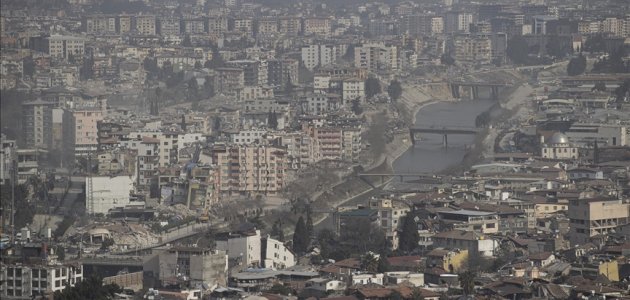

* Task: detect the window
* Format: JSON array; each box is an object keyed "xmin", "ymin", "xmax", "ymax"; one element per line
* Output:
[
  {"xmin": 486, "ymin": 223, "xmax": 496, "ymax": 228},
  {"xmin": 55, "ymin": 280, "xmax": 60, "ymax": 288}
]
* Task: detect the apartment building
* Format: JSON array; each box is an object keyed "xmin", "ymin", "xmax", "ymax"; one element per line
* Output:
[
  {"xmin": 118, "ymin": 15, "xmax": 132, "ymax": 33},
  {"xmin": 83, "ymin": 15, "xmax": 117, "ymax": 34},
  {"xmin": 568, "ymin": 198, "xmax": 630, "ymax": 246},
  {"xmin": 279, "ymin": 17, "xmax": 301, "ymax": 36},
  {"xmin": 304, "ymin": 18, "xmax": 331, "ymax": 36},
  {"xmin": 262, "ymin": 236, "xmax": 296, "ymax": 270},
  {"xmin": 215, "ymin": 228, "xmax": 262, "ymax": 267},
  {"xmin": 458, "ymin": 13, "xmax": 474, "ymax": 32},
  {"xmin": 453, "ymin": 34, "xmax": 491, "ymax": 64},
  {"xmin": 267, "ymin": 58, "xmax": 298, "ymax": 89},
  {"xmin": 127, "ymin": 131, "xmax": 180, "ymax": 167},
  {"xmin": 301, "ymin": 44, "xmax": 337, "ymax": 71},
  {"xmin": 342, "ymin": 78, "xmax": 365, "ymax": 104},
  {"xmin": 22, "ymin": 99, "xmax": 55, "ymax": 149},
  {"xmin": 215, "ymin": 68, "xmax": 245, "ymax": 97},
  {"xmin": 214, "ymin": 145, "xmax": 286, "ymax": 196},
  {"xmin": 0, "ymin": 262, "xmax": 83, "ymax": 298},
  {"xmin": 183, "ymin": 19, "xmax": 205, "ymax": 34},
  {"xmin": 135, "ymin": 15, "xmax": 156, "ymax": 35},
  {"xmin": 208, "ymin": 17, "xmax": 228, "ymax": 35},
  {"xmin": 0, "ymin": 135, "xmax": 16, "ymax": 185},
  {"xmin": 158, "ymin": 247, "xmax": 228, "ymax": 287},
  {"xmin": 258, "ymin": 18, "xmax": 278, "ymax": 34},
  {"xmin": 73, "ymin": 108, "xmax": 104, "ymax": 157},
  {"xmin": 369, "ymin": 198, "xmax": 410, "ymax": 250},
  {"xmin": 300, "ymin": 93, "xmax": 341, "ymax": 115},
  {"xmin": 354, "ymin": 43, "xmax": 398, "ymax": 72},
  {"xmin": 158, "ymin": 17, "xmax": 181, "ymax": 36},
  {"xmin": 47, "ymin": 35, "xmax": 85, "ymax": 60},
  {"xmin": 233, "ymin": 18, "xmax": 253, "ymax": 35}
]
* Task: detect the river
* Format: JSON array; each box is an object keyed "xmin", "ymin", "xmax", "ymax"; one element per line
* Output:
[{"xmin": 392, "ymin": 99, "xmax": 495, "ymax": 175}]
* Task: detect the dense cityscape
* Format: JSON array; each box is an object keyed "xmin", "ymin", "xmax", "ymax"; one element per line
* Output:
[{"xmin": 1, "ymin": 0, "xmax": 630, "ymax": 299}]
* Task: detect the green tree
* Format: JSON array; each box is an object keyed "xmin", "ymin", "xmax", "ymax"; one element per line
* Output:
[
  {"xmin": 100, "ymin": 237, "xmax": 115, "ymax": 250},
  {"xmin": 305, "ymin": 206, "xmax": 313, "ymax": 238},
  {"xmin": 567, "ymin": 54, "xmax": 586, "ymax": 76},
  {"xmin": 459, "ymin": 270, "xmax": 476, "ymax": 295},
  {"xmin": 267, "ymin": 284, "xmax": 292, "ymax": 295},
  {"xmin": 440, "ymin": 53, "xmax": 455, "ymax": 65},
  {"xmin": 271, "ymin": 220, "xmax": 285, "ymax": 241},
  {"xmin": 592, "ymin": 81, "xmax": 606, "ymax": 92},
  {"xmin": 377, "ymin": 253, "xmax": 390, "ymax": 273},
  {"xmin": 387, "ymin": 79, "xmax": 403, "ymax": 101},
  {"xmin": 410, "ymin": 288, "xmax": 425, "ymax": 300},
  {"xmin": 507, "ymin": 36, "xmax": 530, "ymax": 65},
  {"xmin": 56, "ymin": 245, "xmax": 66, "ymax": 261},
  {"xmin": 267, "ymin": 110, "xmax": 278, "ymax": 129},
  {"xmin": 22, "ymin": 56, "xmax": 35, "ymax": 78},
  {"xmin": 187, "ymin": 78, "xmax": 199, "ymax": 101},
  {"xmin": 398, "ymin": 212, "xmax": 419, "ymax": 253},
  {"xmin": 53, "ymin": 276, "xmax": 121, "ymax": 300},
  {"xmin": 292, "ymin": 216, "xmax": 309, "ymax": 254},
  {"xmin": 361, "ymin": 253, "xmax": 379, "ymax": 273},
  {"xmin": 351, "ymin": 99, "xmax": 363, "ymax": 115},
  {"xmin": 615, "ymin": 79, "xmax": 630, "ymax": 103},
  {"xmin": 182, "ymin": 35, "xmax": 192, "ymax": 47},
  {"xmin": 365, "ymin": 77, "xmax": 381, "ymax": 99}
]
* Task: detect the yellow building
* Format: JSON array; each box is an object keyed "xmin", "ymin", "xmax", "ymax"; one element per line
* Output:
[
  {"xmin": 599, "ymin": 260, "xmax": 619, "ymax": 282},
  {"xmin": 426, "ymin": 248, "xmax": 469, "ymax": 273}
]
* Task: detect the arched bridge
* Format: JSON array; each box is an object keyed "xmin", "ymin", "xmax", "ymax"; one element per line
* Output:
[{"xmin": 409, "ymin": 126, "xmax": 480, "ymax": 146}]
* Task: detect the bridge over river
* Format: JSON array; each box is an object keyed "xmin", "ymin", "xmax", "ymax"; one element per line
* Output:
[{"xmin": 409, "ymin": 126, "xmax": 480, "ymax": 146}]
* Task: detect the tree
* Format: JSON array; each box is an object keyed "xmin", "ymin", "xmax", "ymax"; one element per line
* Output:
[
  {"xmin": 567, "ymin": 54, "xmax": 586, "ymax": 76},
  {"xmin": 410, "ymin": 288, "xmax": 425, "ymax": 300},
  {"xmin": 268, "ymin": 110, "xmax": 278, "ymax": 129},
  {"xmin": 53, "ymin": 276, "xmax": 121, "ymax": 300},
  {"xmin": 100, "ymin": 237, "xmax": 114, "ymax": 250},
  {"xmin": 267, "ymin": 283, "xmax": 293, "ymax": 295},
  {"xmin": 398, "ymin": 212, "xmax": 419, "ymax": 253},
  {"xmin": 22, "ymin": 56, "xmax": 35, "ymax": 78},
  {"xmin": 182, "ymin": 35, "xmax": 192, "ymax": 47},
  {"xmin": 187, "ymin": 78, "xmax": 199, "ymax": 101},
  {"xmin": 56, "ymin": 245, "xmax": 66, "ymax": 261},
  {"xmin": 592, "ymin": 81, "xmax": 606, "ymax": 92},
  {"xmin": 377, "ymin": 253, "xmax": 390, "ymax": 273},
  {"xmin": 292, "ymin": 216, "xmax": 309, "ymax": 254},
  {"xmin": 459, "ymin": 270, "xmax": 476, "ymax": 295},
  {"xmin": 305, "ymin": 206, "xmax": 314, "ymax": 238},
  {"xmin": 440, "ymin": 53, "xmax": 455, "ymax": 65},
  {"xmin": 271, "ymin": 220, "xmax": 285, "ymax": 241},
  {"xmin": 387, "ymin": 80, "xmax": 403, "ymax": 101},
  {"xmin": 365, "ymin": 77, "xmax": 382, "ymax": 99},
  {"xmin": 546, "ymin": 36, "xmax": 572, "ymax": 58},
  {"xmin": 615, "ymin": 79, "xmax": 630, "ymax": 103},
  {"xmin": 361, "ymin": 253, "xmax": 379, "ymax": 273},
  {"xmin": 507, "ymin": 36, "xmax": 530, "ymax": 65},
  {"xmin": 351, "ymin": 99, "xmax": 363, "ymax": 115}
]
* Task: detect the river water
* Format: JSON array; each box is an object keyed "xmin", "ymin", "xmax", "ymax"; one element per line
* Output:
[{"xmin": 392, "ymin": 99, "xmax": 495, "ymax": 175}]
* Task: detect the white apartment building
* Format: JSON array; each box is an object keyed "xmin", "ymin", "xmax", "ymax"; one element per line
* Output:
[
  {"xmin": 0, "ymin": 263, "xmax": 83, "ymax": 298},
  {"xmin": 454, "ymin": 35, "xmax": 491, "ymax": 63},
  {"xmin": 86, "ymin": 175, "xmax": 137, "ymax": 215},
  {"xmin": 342, "ymin": 78, "xmax": 365, "ymax": 103},
  {"xmin": 128, "ymin": 131, "xmax": 180, "ymax": 166},
  {"xmin": 216, "ymin": 229, "xmax": 262, "ymax": 267},
  {"xmin": 135, "ymin": 15, "xmax": 156, "ymax": 35},
  {"xmin": 354, "ymin": 43, "xmax": 398, "ymax": 72},
  {"xmin": 47, "ymin": 35, "xmax": 85, "ymax": 60},
  {"xmin": 301, "ymin": 44, "xmax": 337, "ymax": 70},
  {"xmin": 431, "ymin": 17, "xmax": 444, "ymax": 34},
  {"xmin": 230, "ymin": 130, "xmax": 268, "ymax": 145},
  {"xmin": 263, "ymin": 236, "xmax": 296, "ymax": 270},
  {"xmin": 458, "ymin": 13, "xmax": 473, "ymax": 32}
]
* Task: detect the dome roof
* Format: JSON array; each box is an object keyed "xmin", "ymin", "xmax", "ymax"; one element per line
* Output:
[
  {"xmin": 549, "ymin": 132, "xmax": 569, "ymax": 144},
  {"xmin": 88, "ymin": 228, "xmax": 111, "ymax": 236}
]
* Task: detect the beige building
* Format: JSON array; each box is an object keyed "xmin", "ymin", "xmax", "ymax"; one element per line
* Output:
[
  {"xmin": 369, "ymin": 198, "xmax": 410, "ymax": 250},
  {"xmin": 568, "ymin": 198, "xmax": 630, "ymax": 245},
  {"xmin": 279, "ymin": 17, "xmax": 301, "ymax": 36},
  {"xmin": 258, "ymin": 18, "xmax": 278, "ymax": 34},
  {"xmin": 22, "ymin": 99, "xmax": 55, "ymax": 149},
  {"xmin": 304, "ymin": 18, "xmax": 331, "ymax": 36},
  {"xmin": 73, "ymin": 107, "xmax": 105, "ymax": 157},
  {"xmin": 354, "ymin": 43, "xmax": 398, "ymax": 72},
  {"xmin": 47, "ymin": 35, "xmax": 85, "ymax": 60},
  {"xmin": 135, "ymin": 15, "xmax": 156, "ymax": 35},
  {"xmin": 214, "ymin": 145, "xmax": 287, "ymax": 196},
  {"xmin": 454, "ymin": 34, "xmax": 491, "ymax": 63}
]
